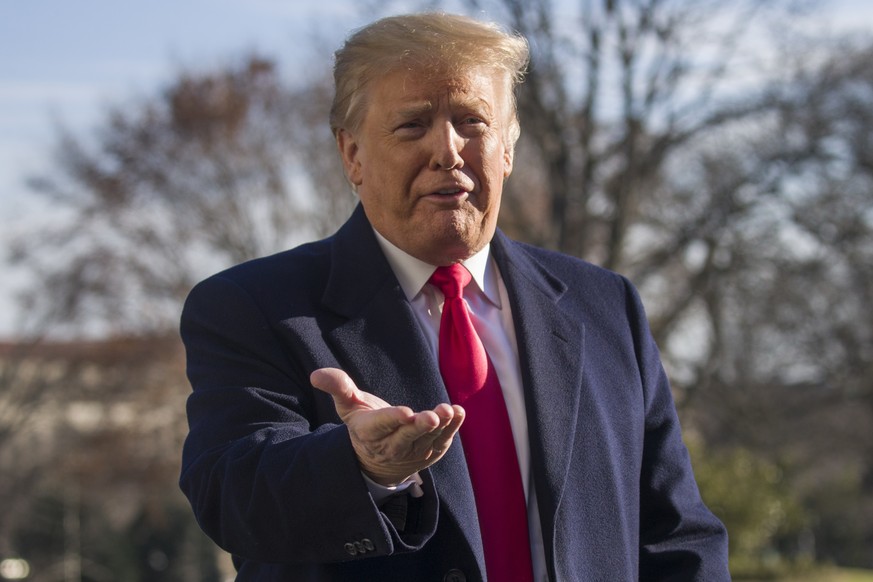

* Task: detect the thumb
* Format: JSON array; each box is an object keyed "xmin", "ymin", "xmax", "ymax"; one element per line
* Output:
[
  {"xmin": 310, "ymin": 367, "xmax": 400, "ymax": 426},
  {"xmin": 310, "ymin": 367, "xmax": 360, "ymax": 408}
]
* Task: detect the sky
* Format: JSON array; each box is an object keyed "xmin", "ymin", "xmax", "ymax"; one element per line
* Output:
[
  {"xmin": 0, "ymin": 0, "xmax": 371, "ymax": 218},
  {"xmin": 1, "ymin": 0, "xmax": 872, "ymax": 337},
  {"xmin": 0, "ymin": 0, "xmax": 381, "ymax": 336}
]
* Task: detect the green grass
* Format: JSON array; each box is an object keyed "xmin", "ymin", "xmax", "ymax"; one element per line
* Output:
[
  {"xmin": 736, "ymin": 567, "xmax": 873, "ymax": 582},
  {"xmin": 826, "ymin": 569, "xmax": 873, "ymax": 582},
  {"xmin": 778, "ymin": 568, "xmax": 873, "ymax": 582}
]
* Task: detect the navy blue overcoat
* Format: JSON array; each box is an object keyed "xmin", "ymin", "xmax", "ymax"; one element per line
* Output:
[{"xmin": 180, "ymin": 205, "xmax": 730, "ymax": 581}]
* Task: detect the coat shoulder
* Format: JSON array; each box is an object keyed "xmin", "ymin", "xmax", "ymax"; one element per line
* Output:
[{"xmin": 496, "ymin": 233, "xmax": 634, "ymax": 302}]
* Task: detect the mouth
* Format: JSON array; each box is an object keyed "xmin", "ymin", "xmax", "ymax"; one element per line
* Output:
[
  {"xmin": 419, "ymin": 173, "xmax": 477, "ymax": 206},
  {"xmin": 433, "ymin": 187, "xmax": 468, "ymax": 196},
  {"xmin": 422, "ymin": 188, "xmax": 471, "ymax": 207}
]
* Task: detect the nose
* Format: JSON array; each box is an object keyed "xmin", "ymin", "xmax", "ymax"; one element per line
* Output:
[{"xmin": 429, "ymin": 121, "xmax": 464, "ymax": 171}]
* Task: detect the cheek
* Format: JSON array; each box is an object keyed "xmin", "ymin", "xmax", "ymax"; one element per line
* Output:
[
  {"xmin": 356, "ymin": 187, "xmax": 381, "ymax": 215},
  {"xmin": 373, "ymin": 148, "xmax": 418, "ymax": 187},
  {"xmin": 478, "ymin": 136, "xmax": 510, "ymax": 178},
  {"xmin": 479, "ymin": 148, "xmax": 508, "ymax": 185}
]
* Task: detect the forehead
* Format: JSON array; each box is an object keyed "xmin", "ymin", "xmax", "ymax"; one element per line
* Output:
[{"xmin": 367, "ymin": 66, "xmax": 509, "ymax": 116}]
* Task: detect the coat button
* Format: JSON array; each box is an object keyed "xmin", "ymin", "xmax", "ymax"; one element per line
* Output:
[
  {"xmin": 443, "ymin": 569, "xmax": 466, "ymax": 582},
  {"xmin": 354, "ymin": 539, "xmax": 375, "ymax": 554},
  {"xmin": 344, "ymin": 538, "xmax": 375, "ymax": 556}
]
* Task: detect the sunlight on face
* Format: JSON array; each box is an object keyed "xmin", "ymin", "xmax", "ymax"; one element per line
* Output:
[{"xmin": 337, "ymin": 67, "xmax": 514, "ymax": 265}]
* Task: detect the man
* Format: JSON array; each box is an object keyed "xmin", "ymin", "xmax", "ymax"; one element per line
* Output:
[{"xmin": 180, "ymin": 12, "xmax": 730, "ymax": 581}]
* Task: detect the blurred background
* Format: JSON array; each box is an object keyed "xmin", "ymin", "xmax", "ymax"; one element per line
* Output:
[{"xmin": 1, "ymin": 0, "xmax": 872, "ymax": 580}]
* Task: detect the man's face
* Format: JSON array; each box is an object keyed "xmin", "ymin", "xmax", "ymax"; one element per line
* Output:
[{"xmin": 337, "ymin": 67, "xmax": 514, "ymax": 266}]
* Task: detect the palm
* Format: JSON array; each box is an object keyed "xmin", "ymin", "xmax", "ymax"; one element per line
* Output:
[{"xmin": 310, "ymin": 368, "xmax": 464, "ymax": 486}]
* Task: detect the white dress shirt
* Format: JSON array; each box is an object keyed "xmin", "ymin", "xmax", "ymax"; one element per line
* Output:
[{"xmin": 373, "ymin": 230, "xmax": 548, "ymax": 581}]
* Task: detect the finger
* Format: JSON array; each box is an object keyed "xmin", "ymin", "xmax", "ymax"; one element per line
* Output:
[
  {"xmin": 433, "ymin": 402, "xmax": 456, "ymax": 428},
  {"xmin": 430, "ymin": 405, "xmax": 465, "ymax": 453},
  {"xmin": 413, "ymin": 409, "xmax": 442, "ymax": 431},
  {"xmin": 389, "ymin": 404, "xmax": 462, "ymax": 458},
  {"xmin": 310, "ymin": 367, "xmax": 358, "ymax": 405},
  {"xmin": 385, "ymin": 410, "xmax": 441, "ymax": 448},
  {"xmin": 310, "ymin": 367, "xmax": 392, "ymax": 415}
]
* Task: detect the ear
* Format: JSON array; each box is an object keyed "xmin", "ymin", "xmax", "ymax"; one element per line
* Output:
[
  {"xmin": 503, "ymin": 145, "xmax": 514, "ymax": 179},
  {"xmin": 336, "ymin": 129, "xmax": 363, "ymax": 187}
]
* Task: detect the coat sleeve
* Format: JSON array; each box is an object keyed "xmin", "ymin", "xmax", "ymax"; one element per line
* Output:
[
  {"xmin": 624, "ymin": 279, "xmax": 732, "ymax": 581},
  {"xmin": 178, "ymin": 274, "xmax": 438, "ymax": 565}
]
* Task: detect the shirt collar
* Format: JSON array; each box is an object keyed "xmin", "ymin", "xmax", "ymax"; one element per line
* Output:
[{"xmin": 372, "ymin": 229, "xmax": 501, "ymax": 307}]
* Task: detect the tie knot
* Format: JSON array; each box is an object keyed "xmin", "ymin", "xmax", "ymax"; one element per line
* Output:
[{"xmin": 429, "ymin": 264, "xmax": 472, "ymax": 299}]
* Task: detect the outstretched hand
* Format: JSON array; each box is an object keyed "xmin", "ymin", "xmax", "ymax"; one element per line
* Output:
[{"xmin": 310, "ymin": 367, "xmax": 464, "ymax": 486}]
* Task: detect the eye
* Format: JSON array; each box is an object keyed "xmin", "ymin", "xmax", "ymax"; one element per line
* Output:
[
  {"xmin": 456, "ymin": 115, "xmax": 488, "ymax": 136},
  {"xmin": 394, "ymin": 119, "xmax": 427, "ymax": 138},
  {"xmin": 461, "ymin": 115, "xmax": 485, "ymax": 125}
]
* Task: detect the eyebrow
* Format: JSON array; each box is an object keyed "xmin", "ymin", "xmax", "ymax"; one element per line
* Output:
[
  {"xmin": 395, "ymin": 96, "xmax": 493, "ymax": 121},
  {"xmin": 394, "ymin": 102, "xmax": 434, "ymax": 120},
  {"xmin": 455, "ymin": 95, "xmax": 492, "ymax": 112}
]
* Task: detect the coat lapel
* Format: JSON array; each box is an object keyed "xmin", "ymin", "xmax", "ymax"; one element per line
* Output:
[
  {"xmin": 319, "ymin": 206, "xmax": 485, "ymax": 570},
  {"xmin": 491, "ymin": 231, "xmax": 585, "ymax": 570}
]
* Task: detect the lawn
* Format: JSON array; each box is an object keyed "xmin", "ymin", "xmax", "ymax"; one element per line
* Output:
[
  {"xmin": 822, "ymin": 569, "xmax": 873, "ymax": 582},
  {"xmin": 776, "ymin": 568, "xmax": 873, "ymax": 582}
]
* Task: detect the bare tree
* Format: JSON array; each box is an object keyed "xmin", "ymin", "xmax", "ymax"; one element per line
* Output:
[
  {"xmin": 0, "ymin": 334, "xmax": 204, "ymax": 576},
  {"xmin": 10, "ymin": 55, "xmax": 353, "ymax": 337},
  {"xmin": 684, "ymin": 40, "xmax": 873, "ymax": 565},
  {"xmin": 452, "ymin": 0, "xmax": 824, "ymax": 380},
  {"xmin": 2, "ymin": 54, "xmax": 354, "ymax": 578},
  {"xmin": 438, "ymin": 0, "xmax": 873, "ymax": 568},
  {"xmin": 5, "ymin": 0, "xmax": 873, "ymax": 572}
]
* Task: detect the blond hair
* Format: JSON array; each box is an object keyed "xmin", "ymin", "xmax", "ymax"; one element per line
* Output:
[{"xmin": 330, "ymin": 13, "xmax": 529, "ymax": 147}]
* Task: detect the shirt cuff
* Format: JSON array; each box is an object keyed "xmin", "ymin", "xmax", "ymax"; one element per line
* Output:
[{"xmin": 362, "ymin": 472, "xmax": 425, "ymax": 504}]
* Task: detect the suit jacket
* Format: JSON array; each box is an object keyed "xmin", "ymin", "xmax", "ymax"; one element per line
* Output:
[{"xmin": 180, "ymin": 205, "xmax": 730, "ymax": 581}]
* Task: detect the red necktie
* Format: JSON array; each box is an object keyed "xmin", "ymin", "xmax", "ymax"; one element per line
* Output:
[{"xmin": 429, "ymin": 264, "xmax": 534, "ymax": 582}]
